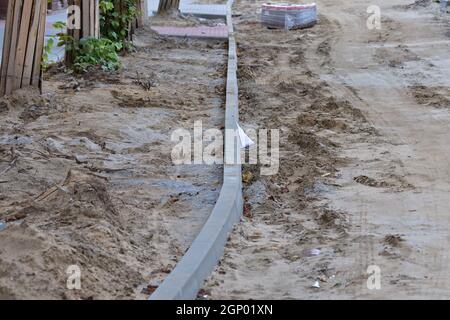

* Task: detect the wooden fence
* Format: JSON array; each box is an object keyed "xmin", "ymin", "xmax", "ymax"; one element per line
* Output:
[
  {"xmin": 1, "ymin": 0, "xmax": 148, "ymax": 96},
  {"xmin": 0, "ymin": 0, "xmax": 47, "ymax": 95}
]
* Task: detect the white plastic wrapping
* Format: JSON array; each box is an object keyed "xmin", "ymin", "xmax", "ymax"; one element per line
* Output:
[{"xmin": 261, "ymin": 3, "xmax": 317, "ymax": 30}]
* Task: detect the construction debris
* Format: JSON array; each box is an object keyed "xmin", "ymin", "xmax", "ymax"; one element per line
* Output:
[{"xmin": 261, "ymin": 3, "xmax": 317, "ymax": 30}]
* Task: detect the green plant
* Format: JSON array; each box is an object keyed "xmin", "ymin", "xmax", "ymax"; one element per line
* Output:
[
  {"xmin": 44, "ymin": 21, "xmax": 120, "ymax": 73},
  {"xmin": 42, "ymin": 21, "xmax": 67, "ymax": 70},
  {"xmin": 100, "ymin": 0, "xmax": 138, "ymax": 51},
  {"xmin": 42, "ymin": 37, "xmax": 55, "ymax": 70},
  {"xmin": 43, "ymin": 1, "xmax": 139, "ymax": 73},
  {"xmin": 72, "ymin": 37, "xmax": 121, "ymax": 73}
]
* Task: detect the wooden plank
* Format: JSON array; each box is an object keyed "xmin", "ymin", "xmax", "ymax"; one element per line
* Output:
[
  {"xmin": 31, "ymin": 0, "xmax": 47, "ymax": 87},
  {"xmin": 14, "ymin": 0, "xmax": 33, "ymax": 88},
  {"xmin": 5, "ymin": 0, "xmax": 23, "ymax": 95},
  {"xmin": 73, "ymin": 0, "xmax": 81, "ymax": 42},
  {"xmin": 136, "ymin": 0, "xmax": 142, "ymax": 27},
  {"xmin": 142, "ymin": 0, "xmax": 148, "ymax": 25},
  {"xmin": 130, "ymin": 0, "xmax": 135, "ymax": 32},
  {"xmin": 22, "ymin": 0, "xmax": 42, "ymax": 87},
  {"xmin": 89, "ymin": 0, "xmax": 94, "ymax": 36},
  {"xmin": 0, "ymin": 0, "xmax": 17, "ymax": 94},
  {"xmin": 136, "ymin": 0, "xmax": 140, "ymax": 27},
  {"xmin": 65, "ymin": 0, "xmax": 75, "ymax": 65},
  {"xmin": 94, "ymin": 0, "xmax": 100, "ymax": 38},
  {"xmin": 141, "ymin": 0, "xmax": 145, "ymax": 25},
  {"xmin": 128, "ymin": 20, "xmax": 132, "ymax": 41},
  {"xmin": 82, "ymin": 0, "xmax": 89, "ymax": 38}
]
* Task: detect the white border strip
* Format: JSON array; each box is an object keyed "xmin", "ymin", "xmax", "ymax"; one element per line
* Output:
[{"xmin": 149, "ymin": 0, "xmax": 242, "ymax": 300}]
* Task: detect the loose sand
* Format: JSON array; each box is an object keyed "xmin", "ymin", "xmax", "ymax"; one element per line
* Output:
[
  {"xmin": 0, "ymin": 22, "xmax": 226, "ymax": 299},
  {"xmin": 204, "ymin": 0, "xmax": 450, "ymax": 299}
]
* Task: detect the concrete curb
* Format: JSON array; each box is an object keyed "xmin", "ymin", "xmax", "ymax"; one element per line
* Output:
[
  {"xmin": 149, "ymin": 0, "xmax": 242, "ymax": 300},
  {"xmin": 150, "ymin": 26, "xmax": 229, "ymax": 40},
  {"xmin": 179, "ymin": 0, "xmax": 227, "ymax": 19},
  {"xmin": 179, "ymin": 4, "xmax": 228, "ymax": 19}
]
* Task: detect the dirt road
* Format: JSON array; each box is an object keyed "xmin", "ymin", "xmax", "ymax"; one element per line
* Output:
[
  {"xmin": 205, "ymin": 0, "xmax": 450, "ymax": 299},
  {"xmin": 0, "ymin": 25, "xmax": 226, "ymax": 299}
]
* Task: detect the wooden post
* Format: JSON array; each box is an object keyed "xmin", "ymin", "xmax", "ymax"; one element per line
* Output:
[
  {"xmin": 0, "ymin": 0, "xmax": 48, "ymax": 96},
  {"xmin": 135, "ymin": 0, "xmax": 148, "ymax": 27},
  {"xmin": 157, "ymin": 0, "xmax": 179, "ymax": 14},
  {"xmin": 142, "ymin": 0, "xmax": 148, "ymax": 24},
  {"xmin": 66, "ymin": 0, "xmax": 100, "ymax": 65}
]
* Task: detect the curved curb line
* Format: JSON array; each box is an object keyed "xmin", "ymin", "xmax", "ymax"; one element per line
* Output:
[{"xmin": 149, "ymin": 0, "xmax": 242, "ymax": 300}]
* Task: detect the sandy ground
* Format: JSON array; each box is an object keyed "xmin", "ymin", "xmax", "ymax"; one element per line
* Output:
[
  {"xmin": 0, "ymin": 24, "xmax": 226, "ymax": 299},
  {"xmin": 204, "ymin": 0, "xmax": 450, "ymax": 299}
]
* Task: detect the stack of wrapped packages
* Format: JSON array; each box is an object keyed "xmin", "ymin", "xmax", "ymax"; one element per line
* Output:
[{"xmin": 261, "ymin": 3, "xmax": 317, "ymax": 30}]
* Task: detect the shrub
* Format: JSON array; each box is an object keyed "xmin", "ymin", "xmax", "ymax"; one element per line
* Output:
[{"xmin": 72, "ymin": 37, "xmax": 121, "ymax": 73}]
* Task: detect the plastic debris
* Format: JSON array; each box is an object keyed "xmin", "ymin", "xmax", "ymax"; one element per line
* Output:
[
  {"xmin": 309, "ymin": 248, "xmax": 321, "ymax": 256},
  {"xmin": 237, "ymin": 122, "xmax": 255, "ymax": 149},
  {"xmin": 261, "ymin": 3, "xmax": 318, "ymax": 30},
  {"xmin": 312, "ymin": 280, "xmax": 320, "ymax": 288},
  {"xmin": 0, "ymin": 220, "xmax": 6, "ymax": 232},
  {"xmin": 302, "ymin": 248, "xmax": 321, "ymax": 257},
  {"xmin": 197, "ymin": 289, "xmax": 209, "ymax": 300}
]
